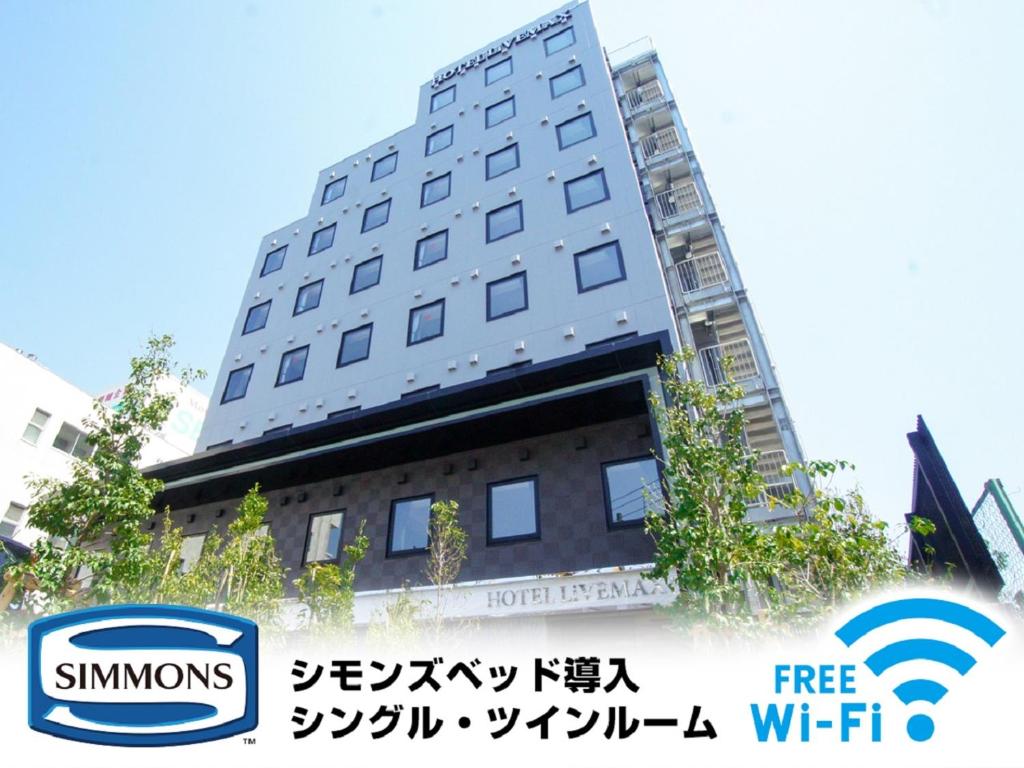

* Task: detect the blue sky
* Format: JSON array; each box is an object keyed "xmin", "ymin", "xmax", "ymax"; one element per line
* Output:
[{"xmin": 1, "ymin": 0, "xmax": 1020, "ymax": 533}]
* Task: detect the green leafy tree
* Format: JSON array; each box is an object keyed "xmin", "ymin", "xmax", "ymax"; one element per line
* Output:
[
  {"xmin": 293, "ymin": 519, "xmax": 369, "ymax": 639},
  {"xmin": 425, "ymin": 500, "xmax": 468, "ymax": 632}
]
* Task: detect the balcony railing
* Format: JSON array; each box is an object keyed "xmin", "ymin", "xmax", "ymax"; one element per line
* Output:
[
  {"xmin": 674, "ymin": 251, "xmax": 729, "ymax": 294},
  {"xmin": 654, "ymin": 181, "xmax": 703, "ymax": 223},
  {"xmin": 639, "ymin": 126, "xmax": 681, "ymax": 162},
  {"xmin": 698, "ymin": 339, "xmax": 759, "ymax": 386},
  {"xmin": 755, "ymin": 450, "xmax": 797, "ymax": 500},
  {"xmin": 625, "ymin": 80, "xmax": 665, "ymax": 113}
]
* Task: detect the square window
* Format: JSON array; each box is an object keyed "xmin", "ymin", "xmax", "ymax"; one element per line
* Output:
[
  {"xmin": 1, "ymin": 502, "xmax": 27, "ymax": 539},
  {"xmin": 179, "ymin": 533, "xmax": 206, "ymax": 573},
  {"xmin": 430, "ymin": 84, "xmax": 456, "ymax": 113},
  {"xmin": 603, "ymin": 456, "xmax": 661, "ymax": 527},
  {"xmin": 371, "ymin": 152, "xmax": 398, "ymax": 181},
  {"xmin": 388, "ymin": 495, "xmax": 432, "ymax": 555},
  {"xmin": 21, "ymin": 408, "xmax": 51, "ymax": 445},
  {"xmin": 549, "ymin": 65, "xmax": 585, "ymax": 99},
  {"xmin": 485, "ymin": 201, "xmax": 523, "ymax": 242},
  {"xmin": 485, "ymin": 143, "xmax": 519, "ymax": 180},
  {"xmin": 488, "ymin": 477, "xmax": 539, "ymax": 543},
  {"xmin": 304, "ymin": 510, "xmax": 344, "ymax": 564},
  {"xmin": 414, "ymin": 230, "xmax": 448, "ymax": 270},
  {"xmin": 242, "ymin": 300, "xmax": 271, "ymax": 334},
  {"xmin": 420, "ymin": 172, "xmax": 451, "ymax": 207},
  {"xmin": 485, "ymin": 57, "xmax": 513, "ymax": 85},
  {"xmin": 564, "ymin": 169, "xmax": 610, "ymax": 213},
  {"xmin": 361, "ymin": 199, "xmax": 391, "ymax": 232},
  {"xmin": 321, "ymin": 176, "xmax": 347, "ymax": 205},
  {"xmin": 261, "ymin": 245, "xmax": 287, "ymax": 276},
  {"xmin": 293, "ymin": 279, "xmax": 324, "ymax": 315},
  {"xmin": 425, "ymin": 125, "xmax": 453, "ymax": 156},
  {"xmin": 53, "ymin": 422, "xmax": 92, "ymax": 459},
  {"xmin": 574, "ymin": 240, "xmax": 627, "ymax": 292},
  {"xmin": 276, "ymin": 345, "xmax": 309, "ymax": 386},
  {"xmin": 309, "ymin": 223, "xmax": 336, "ymax": 255},
  {"xmin": 350, "ymin": 255, "xmax": 382, "ymax": 293},
  {"xmin": 486, "ymin": 272, "xmax": 528, "ymax": 320},
  {"xmin": 556, "ymin": 112, "xmax": 597, "ymax": 149},
  {"xmin": 544, "ymin": 26, "xmax": 575, "ymax": 56},
  {"xmin": 485, "ymin": 96, "xmax": 515, "ymax": 128},
  {"xmin": 337, "ymin": 323, "xmax": 372, "ymax": 367},
  {"xmin": 222, "ymin": 365, "xmax": 253, "ymax": 403},
  {"xmin": 407, "ymin": 299, "xmax": 445, "ymax": 345}
]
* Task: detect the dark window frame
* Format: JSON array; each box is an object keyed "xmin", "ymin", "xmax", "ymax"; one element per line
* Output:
[
  {"xmin": 260, "ymin": 245, "xmax": 287, "ymax": 277},
  {"xmin": 303, "ymin": 509, "xmax": 346, "ymax": 565},
  {"xmin": 414, "ymin": 229, "xmax": 449, "ymax": 271},
  {"xmin": 326, "ymin": 406, "xmax": 361, "ymax": 420},
  {"xmin": 349, "ymin": 254, "xmax": 383, "ymax": 294},
  {"xmin": 406, "ymin": 298, "xmax": 446, "ymax": 346},
  {"xmin": 601, "ymin": 455, "xmax": 663, "ymax": 530},
  {"xmin": 485, "ymin": 143, "xmax": 520, "ymax": 180},
  {"xmin": 564, "ymin": 168, "xmax": 611, "ymax": 214},
  {"xmin": 221, "ymin": 364, "xmax": 254, "ymax": 404},
  {"xmin": 485, "ymin": 96, "xmax": 516, "ymax": 129},
  {"xmin": 549, "ymin": 64, "xmax": 586, "ymax": 99},
  {"xmin": 263, "ymin": 424, "xmax": 293, "ymax": 437},
  {"xmin": 573, "ymin": 240, "xmax": 627, "ymax": 293},
  {"xmin": 321, "ymin": 176, "xmax": 348, "ymax": 205},
  {"xmin": 556, "ymin": 112, "xmax": 597, "ymax": 150},
  {"xmin": 420, "ymin": 172, "xmax": 452, "ymax": 208},
  {"xmin": 485, "ymin": 57, "xmax": 513, "ymax": 85},
  {"xmin": 486, "ymin": 272, "xmax": 529, "ymax": 321},
  {"xmin": 544, "ymin": 25, "xmax": 576, "ymax": 56},
  {"xmin": 308, "ymin": 223, "xmax": 336, "ymax": 256},
  {"xmin": 425, "ymin": 125, "xmax": 454, "ymax": 156},
  {"xmin": 400, "ymin": 384, "xmax": 441, "ymax": 400},
  {"xmin": 371, "ymin": 152, "xmax": 398, "ymax": 182},
  {"xmin": 485, "ymin": 200, "xmax": 524, "ymax": 243},
  {"xmin": 386, "ymin": 493, "xmax": 435, "ymax": 557},
  {"xmin": 242, "ymin": 300, "xmax": 271, "ymax": 335},
  {"xmin": 292, "ymin": 279, "xmax": 324, "ymax": 316},
  {"xmin": 336, "ymin": 323, "xmax": 373, "ymax": 368},
  {"xmin": 430, "ymin": 84, "xmax": 456, "ymax": 113},
  {"xmin": 487, "ymin": 475, "xmax": 541, "ymax": 545},
  {"xmin": 361, "ymin": 198, "xmax": 392, "ymax": 233},
  {"xmin": 275, "ymin": 345, "xmax": 310, "ymax": 388}
]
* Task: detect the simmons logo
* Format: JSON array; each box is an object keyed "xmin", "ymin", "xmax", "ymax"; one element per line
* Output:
[{"xmin": 28, "ymin": 605, "xmax": 258, "ymax": 747}]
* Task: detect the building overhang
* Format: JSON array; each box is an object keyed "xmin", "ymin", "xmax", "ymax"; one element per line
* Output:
[{"xmin": 148, "ymin": 331, "xmax": 672, "ymax": 509}]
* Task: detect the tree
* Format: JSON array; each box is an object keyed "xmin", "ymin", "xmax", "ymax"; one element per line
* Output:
[
  {"xmin": 293, "ymin": 519, "xmax": 369, "ymax": 639},
  {"xmin": 646, "ymin": 349, "xmax": 907, "ymax": 633},
  {"xmin": 424, "ymin": 500, "xmax": 468, "ymax": 632}
]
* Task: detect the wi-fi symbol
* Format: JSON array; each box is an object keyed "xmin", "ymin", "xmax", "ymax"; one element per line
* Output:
[{"xmin": 836, "ymin": 597, "xmax": 1005, "ymax": 742}]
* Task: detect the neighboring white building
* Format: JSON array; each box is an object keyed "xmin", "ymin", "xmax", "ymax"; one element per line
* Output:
[{"xmin": 0, "ymin": 343, "xmax": 208, "ymax": 546}]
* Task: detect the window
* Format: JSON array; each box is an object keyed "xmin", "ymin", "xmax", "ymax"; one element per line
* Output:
[
  {"xmin": 309, "ymin": 223, "xmax": 336, "ymax": 255},
  {"xmin": 585, "ymin": 332, "xmax": 638, "ymax": 350},
  {"xmin": 0, "ymin": 503, "xmax": 27, "ymax": 539},
  {"xmin": 602, "ymin": 457, "xmax": 661, "ymax": 527},
  {"xmin": 414, "ymin": 230, "xmax": 448, "ymax": 270},
  {"xmin": 206, "ymin": 440, "xmax": 233, "ymax": 450},
  {"xmin": 430, "ymin": 84, "xmax": 455, "ymax": 113},
  {"xmin": 544, "ymin": 26, "xmax": 575, "ymax": 56},
  {"xmin": 549, "ymin": 65, "xmax": 585, "ymax": 98},
  {"xmin": 574, "ymin": 241, "xmax": 627, "ymax": 292},
  {"xmin": 485, "ymin": 143, "xmax": 519, "ymax": 180},
  {"xmin": 327, "ymin": 406, "xmax": 361, "ymax": 419},
  {"xmin": 388, "ymin": 495, "xmax": 432, "ymax": 556},
  {"xmin": 350, "ymin": 255, "xmax": 382, "ymax": 293},
  {"xmin": 407, "ymin": 299, "xmax": 445, "ymax": 345},
  {"xmin": 488, "ymin": 477, "xmax": 539, "ymax": 543},
  {"xmin": 485, "ymin": 96, "xmax": 515, "ymax": 128},
  {"xmin": 293, "ymin": 279, "xmax": 324, "ymax": 315},
  {"xmin": 337, "ymin": 324, "xmax": 372, "ymax": 367},
  {"xmin": 556, "ymin": 112, "xmax": 596, "ymax": 149},
  {"xmin": 222, "ymin": 364, "xmax": 253, "ymax": 403},
  {"xmin": 321, "ymin": 176, "xmax": 347, "ymax": 205},
  {"xmin": 401, "ymin": 384, "xmax": 440, "ymax": 399},
  {"xmin": 485, "ymin": 57, "xmax": 513, "ymax": 85},
  {"xmin": 242, "ymin": 300, "xmax": 271, "ymax": 334},
  {"xmin": 276, "ymin": 346, "xmax": 309, "ymax": 387},
  {"xmin": 53, "ymin": 423, "xmax": 92, "ymax": 459},
  {"xmin": 261, "ymin": 245, "xmax": 287, "ymax": 276},
  {"xmin": 425, "ymin": 125, "xmax": 453, "ymax": 156},
  {"xmin": 564, "ymin": 169, "xmax": 610, "ymax": 213},
  {"xmin": 305, "ymin": 510, "xmax": 344, "ymax": 564},
  {"xmin": 486, "ymin": 201, "xmax": 523, "ymax": 242},
  {"xmin": 486, "ymin": 272, "xmax": 528, "ymax": 320},
  {"xmin": 361, "ymin": 199, "xmax": 391, "ymax": 232},
  {"xmin": 263, "ymin": 424, "xmax": 292, "ymax": 437},
  {"xmin": 179, "ymin": 533, "xmax": 206, "ymax": 573},
  {"xmin": 420, "ymin": 172, "xmax": 451, "ymax": 207},
  {"xmin": 486, "ymin": 360, "xmax": 532, "ymax": 376},
  {"xmin": 371, "ymin": 152, "xmax": 398, "ymax": 181},
  {"xmin": 21, "ymin": 408, "xmax": 50, "ymax": 445}
]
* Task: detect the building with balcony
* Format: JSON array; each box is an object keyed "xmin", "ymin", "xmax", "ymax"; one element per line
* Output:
[{"xmin": 147, "ymin": 1, "xmax": 805, "ymax": 626}]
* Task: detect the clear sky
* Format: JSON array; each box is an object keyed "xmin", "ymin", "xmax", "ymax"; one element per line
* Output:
[{"xmin": 1, "ymin": 0, "xmax": 1021, "ymax": 534}]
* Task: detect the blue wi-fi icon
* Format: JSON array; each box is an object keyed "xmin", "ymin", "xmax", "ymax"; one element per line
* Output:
[{"xmin": 835, "ymin": 597, "xmax": 1005, "ymax": 742}]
